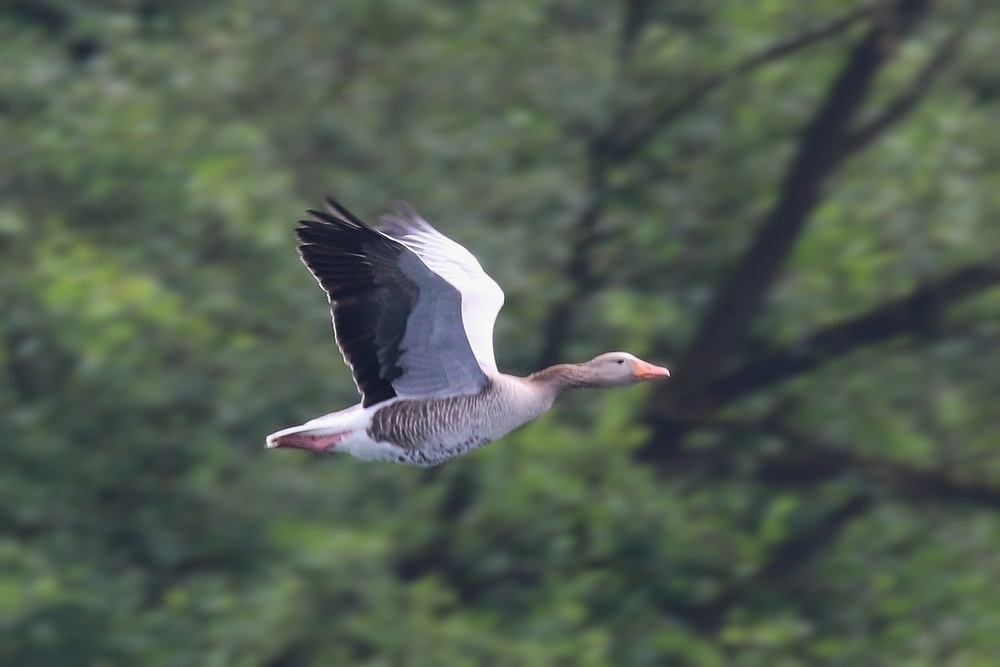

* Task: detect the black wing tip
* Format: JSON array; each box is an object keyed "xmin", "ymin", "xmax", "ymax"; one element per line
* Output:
[
  {"xmin": 303, "ymin": 196, "xmax": 423, "ymax": 235},
  {"xmin": 296, "ymin": 197, "xmax": 413, "ymax": 254},
  {"xmin": 295, "ymin": 199, "xmax": 373, "ymax": 246},
  {"xmin": 322, "ymin": 196, "xmax": 369, "ymax": 226},
  {"xmin": 294, "ymin": 196, "xmax": 372, "ymax": 230},
  {"xmin": 303, "ymin": 207, "xmax": 357, "ymax": 228}
]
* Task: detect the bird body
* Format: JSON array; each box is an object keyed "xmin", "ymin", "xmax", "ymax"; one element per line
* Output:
[
  {"xmin": 266, "ymin": 198, "xmax": 669, "ymax": 466},
  {"xmin": 268, "ymin": 375, "xmax": 553, "ymax": 466}
]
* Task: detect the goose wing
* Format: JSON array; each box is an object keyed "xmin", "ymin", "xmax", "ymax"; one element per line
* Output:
[
  {"xmin": 295, "ymin": 198, "xmax": 489, "ymax": 407},
  {"xmin": 378, "ymin": 201, "xmax": 505, "ymax": 372}
]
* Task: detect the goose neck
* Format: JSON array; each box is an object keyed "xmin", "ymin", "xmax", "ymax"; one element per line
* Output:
[{"xmin": 526, "ymin": 363, "xmax": 591, "ymax": 395}]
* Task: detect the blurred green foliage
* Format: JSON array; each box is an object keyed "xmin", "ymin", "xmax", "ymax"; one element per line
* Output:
[{"xmin": 2, "ymin": 1, "xmax": 999, "ymax": 665}]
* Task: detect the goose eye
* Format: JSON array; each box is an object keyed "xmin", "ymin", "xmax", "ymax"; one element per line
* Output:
[{"xmin": 616, "ymin": 359, "xmax": 624, "ymax": 365}]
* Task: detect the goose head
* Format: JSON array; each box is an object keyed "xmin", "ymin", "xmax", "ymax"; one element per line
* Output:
[{"xmin": 578, "ymin": 351, "xmax": 671, "ymax": 387}]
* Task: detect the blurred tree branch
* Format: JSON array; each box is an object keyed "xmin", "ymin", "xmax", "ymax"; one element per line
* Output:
[
  {"xmin": 637, "ymin": 0, "xmax": 952, "ymax": 466},
  {"xmin": 535, "ymin": 166, "xmax": 610, "ymax": 368},
  {"xmin": 619, "ymin": 0, "xmax": 654, "ymax": 61},
  {"xmin": 535, "ymin": 5, "xmax": 873, "ymax": 368},
  {"xmin": 600, "ymin": 5, "xmax": 873, "ymax": 163},
  {"xmin": 623, "ymin": 0, "xmax": 995, "ymax": 610},
  {"xmin": 632, "ymin": 407, "xmax": 1000, "ymax": 633},
  {"xmin": 534, "ymin": 2, "xmax": 990, "ymax": 636},
  {"xmin": 760, "ymin": 422, "xmax": 1000, "ymax": 509},
  {"xmin": 668, "ymin": 0, "xmax": 934, "ymax": 391},
  {"xmin": 844, "ymin": 15, "xmax": 972, "ymax": 153},
  {"xmin": 661, "ymin": 494, "xmax": 873, "ymax": 633},
  {"xmin": 658, "ymin": 415, "xmax": 1000, "ymax": 510},
  {"xmin": 698, "ymin": 262, "xmax": 1000, "ymax": 408}
]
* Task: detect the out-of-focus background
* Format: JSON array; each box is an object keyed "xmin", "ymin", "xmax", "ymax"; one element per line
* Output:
[{"xmin": 3, "ymin": 1, "xmax": 999, "ymax": 665}]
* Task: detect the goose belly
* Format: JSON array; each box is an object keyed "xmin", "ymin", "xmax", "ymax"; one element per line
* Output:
[{"xmin": 366, "ymin": 387, "xmax": 546, "ymax": 466}]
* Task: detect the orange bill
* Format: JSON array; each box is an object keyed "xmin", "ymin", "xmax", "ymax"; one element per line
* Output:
[{"xmin": 634, "ymin": 360, "xmax": 671, "ymax": 381}]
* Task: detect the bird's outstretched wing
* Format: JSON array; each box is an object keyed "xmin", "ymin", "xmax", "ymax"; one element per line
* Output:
[{"xmin": 296, "ymin": 199, "xmax": 493, "ymax": 407}]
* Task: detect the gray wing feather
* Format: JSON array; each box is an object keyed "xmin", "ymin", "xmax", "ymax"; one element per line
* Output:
[
  {"xmin": 379, "ymin": 202, "xmax": 505, "ymax": 372},
  {"xmin": 392, "ymin": 252, "xmax": 489, "ymax": 397}
]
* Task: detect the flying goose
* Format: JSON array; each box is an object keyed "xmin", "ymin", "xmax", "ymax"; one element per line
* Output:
[{"xmin": 266, "ymin": 198, "xmax": 669, "ymax": 466}]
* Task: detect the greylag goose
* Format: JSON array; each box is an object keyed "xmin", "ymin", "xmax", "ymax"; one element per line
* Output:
[{"xmin": 266, "ymin": 198, "xmax": 669, "ymax": 466}]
